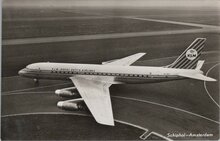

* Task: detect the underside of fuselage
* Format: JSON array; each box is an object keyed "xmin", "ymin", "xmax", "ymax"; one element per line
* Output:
[{"xmin": 115, "ymin": 76, "xmax": 184, "ymax": 84}]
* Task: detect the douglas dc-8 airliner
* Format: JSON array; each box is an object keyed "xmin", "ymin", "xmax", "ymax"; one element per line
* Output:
[{"xmin": 19, "ymin": 38, "xmax": 216, "ymax": 126}]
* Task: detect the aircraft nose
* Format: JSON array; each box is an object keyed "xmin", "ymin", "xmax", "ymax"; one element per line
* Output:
[{"xmin": 18, "ymin": 69, "xmax": 26, "ymax": 76}]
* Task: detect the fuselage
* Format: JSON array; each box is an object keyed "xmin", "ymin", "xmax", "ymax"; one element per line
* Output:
[{"xmin": 18, "ymin": 62, "xmax": 202, "ymax": 84}]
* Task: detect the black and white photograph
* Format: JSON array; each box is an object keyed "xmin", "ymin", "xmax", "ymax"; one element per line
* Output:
[{"xmin": 1, "ymin": 0, "xmax": 220, "ymax": 140}]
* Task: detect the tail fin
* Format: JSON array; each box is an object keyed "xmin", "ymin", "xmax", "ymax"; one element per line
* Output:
[{"xmin": 166, "ymin": 38, "xmax": 206, "ymax": 69}]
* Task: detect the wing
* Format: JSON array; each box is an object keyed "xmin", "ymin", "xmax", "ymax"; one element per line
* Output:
[
  {"xmin": 178, "ymin": 73, "xmax": 216, "ymax": 81},
  {"xmin": 102, "ymin": 53, "xmax": 146, "ymax": 66},
  {"xmin": 70, "ymin": 76, "xmax": 114, "ymax": 126}
]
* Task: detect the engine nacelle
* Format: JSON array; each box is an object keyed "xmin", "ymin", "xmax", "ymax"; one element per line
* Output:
[
  {"xmin": 55, "ymin": 88, "xmax": 79, "ymax": 98},
  {"xmin": 57, "ymin": 99, "xmax": 86, "ymax": 111}
]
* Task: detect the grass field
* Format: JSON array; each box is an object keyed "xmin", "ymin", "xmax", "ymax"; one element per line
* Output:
[
  {"xmin": 4, "ymin": 7, "xmax": 215, "ymax": 39},
  {"xmin": 2, "ymin": 7, "xmax": 96, "ymax": 19},
  {"xmin": 3, "ymin": 17, "xmax": 197, "ymax": 39}
]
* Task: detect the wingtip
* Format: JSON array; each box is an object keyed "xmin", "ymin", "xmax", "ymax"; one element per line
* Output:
[
  {"xmin": 97, "ymin": 121, "xmax": 115, "ymax": 126},
  {"xmin": 140, "ymin": 52, "xmax": 146, "ymax": 54},
  {"xmin": 96, "ymin": 118, "xmax": 115, "ymax": 126},
  {"xmin": 137, "ymin": 52, "xmax": 146, "ymax": 56}
]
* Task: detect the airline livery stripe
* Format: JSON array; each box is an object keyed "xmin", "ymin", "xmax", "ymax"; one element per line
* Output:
[
  {"xmin": 179, "ymin": 53, "xmax": 202, "ymax": 69},
  {"xmin": 186, "ymin": 57, "xmax": 200, "ymax": 69},
  {"xmin": 175, "ymin": 53, "xmax": 201, "ymax": 69},
  {"xmin": 178, "ymin": 60, "xmax": 191, "ymax": 69},
  {"xmin": 172, "ymin": 43, "xmax": 204, "ymax": 68},
  {"xmin": 170, "ymin": 39, "xmax": 202, "ymax": 65},
  {"xmin": 189, "ymin": 39, "xmax": 203, "ymax": 49},
  {"xmin": 170, "ymin": 39, "xmax": 201, "ymax": 65},
  {"xmin": 187, "ymin": 38, "xmax": 201, "ymax": 49},
  {"xmin": 175, "ymin": 46, "xmax": 203, "ymax": 68},
  {"xmin": 169, "ymin": 39, "xmax": 204, "ymax": 68},
  {"xmin": 178, "ymin": 52, "xmax": 202, "ymax": 69},
  {"xmin": 186, "ymin": 56, "xmax": 201, "ymax": 69},
  {"xmin": 187, "ymin": 55, "xmax": 201, "ymax": 69},
  {"xmin": 194, "ymin": 42, "xmax": 205, "ymax": 52},
  {"xmin": 173, "ymin": 41, "xmax": 204, "ymax": 66},
  {"xmin": 182, "ymin": 54, "xmax": 201, "ymax": 69}
]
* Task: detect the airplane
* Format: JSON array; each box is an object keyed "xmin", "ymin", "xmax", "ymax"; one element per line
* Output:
[{"xmin": 18, "ymin": 38, "xmax": 216, "ymax": 126}]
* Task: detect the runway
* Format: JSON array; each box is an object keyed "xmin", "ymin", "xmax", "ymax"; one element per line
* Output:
[
  {"xmin": 3, "ymin": 29, "xmax": 209, "ymax": 45},
  {"xmin": 127, "ymin": 17, "xmax": 220, "ymax": 30},
  {"xmin": 204, "ymin": 63, "xmax": 220, "ymax": 108},
  {"xmin": 2, "ymin": 16, "xmax": 114, "ymax": 22},
  {"xmin": 2, "ymin": 52, "xmax": 219, "ymax": 140},
  {"xmin": 3, "ymin": 91, "xmax": 220, "ymax": 124},
  {"xmin": 3, "ymin": 14, "xmax": 220, "ymax": 46}
]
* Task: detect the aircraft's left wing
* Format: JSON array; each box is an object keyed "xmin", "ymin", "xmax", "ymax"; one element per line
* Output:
[
  {"xmin": 102, "ymin": 53, "xmax": 146, "ymax": 66},
  {"xmin": 69, "ymin": 76, "xmax": 114, "ymax": 126}
]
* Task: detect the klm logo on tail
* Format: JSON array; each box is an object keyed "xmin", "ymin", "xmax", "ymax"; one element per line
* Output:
[
  {"xmin": 166, "ymin": 38, "xmax": 206, "ymax": 69},
  {"xmin": 186, "ymin": 49, "xmax": 198, "ymax": 60}
]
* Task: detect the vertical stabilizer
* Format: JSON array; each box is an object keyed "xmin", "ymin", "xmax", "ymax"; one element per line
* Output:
[{"xmin": 166, "ymin": 38, "xmax": 206, "ymax": 69}]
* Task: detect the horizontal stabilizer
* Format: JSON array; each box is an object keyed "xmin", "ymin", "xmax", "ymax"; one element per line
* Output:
[
  {"xmin": 178, "ymin": 73, "xmax": 217, "ymax": 81},
  {"xmin": 195, "ymin": 60, "xmax": 205, "ymax": 70}
]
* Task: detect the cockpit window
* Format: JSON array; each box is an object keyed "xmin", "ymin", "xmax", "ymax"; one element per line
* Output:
[
  {"xmin": 26, "ymin": 64, "xmax": 38, "ymax": 70},
  {"xmin": 26, "ymin": 65, "xmax": 31, "ymax": 69}
]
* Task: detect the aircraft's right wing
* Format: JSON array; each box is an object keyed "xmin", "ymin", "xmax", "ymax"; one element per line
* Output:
[{"xmin": 102, "ymin": 53, "xmax": 146, "ymax": 66}]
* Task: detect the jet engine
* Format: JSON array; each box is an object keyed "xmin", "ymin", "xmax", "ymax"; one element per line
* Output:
[
  {"xmin": 55, "ymin": 87, "xmax": 79, "ymax": 98},
  {"xmin": 57, "ymin": 98, "xmax": 87, "ymax": 111}
]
